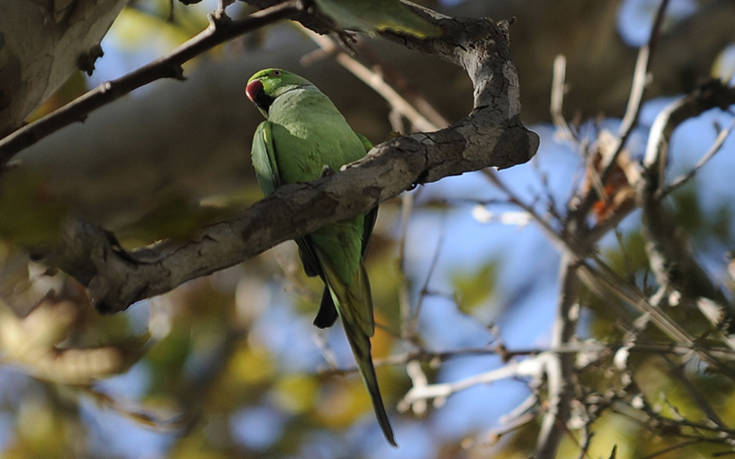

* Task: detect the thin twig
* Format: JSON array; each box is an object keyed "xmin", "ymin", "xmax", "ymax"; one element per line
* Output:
[
  {"xmin": 300, "ymin": 27, "xmax": 441, "ymax": 132},
  {"xmin": 345, "ymin": 37, "xmax": 450, "ymax": 129},
  {"xmin": 638, "ymin": 79, "xmax": 735, "ymax": 349},
  {"xmin": 550, "ymin": 54, "xmax": 579, "ymax": 143},
  {"xmin": 0, "ymin": 1, "xmax": 304, "ymax": 164},
  {"xmin": 482, "ymin": 169, "xmax": 561, "ymax": 247},
  {"xmin": 536, "ymin": 256, "xmax": 580, "ymax": 459},
  {"xmin": 392, "ymin": 100, "xmax": 415, "ymax": 338},
  {"xmin": 319, "ymin": 340, "xmax": 735, "ymax": 377},
  {"xmin": 410, "ymin": 215, "xmax": 447, "ymax": 337},
  {"xmin": 617, "ymin": 378, "xmax": 735, "ymax": 438},
  {"xmin": 661, "ymin": 353, "xmax": 727, "ymax": 429},
  {"xmin": 397, "ymin": 192, "xmax": 415, "ymax": 337},
  {"xmin": 80, "ymin": 384, "xmax": 183, "ymax": 431},
  {"xmin": 464, "ymin": 412, "xmax": 536, "ymax": 449},
  {"xmin": 602, "ymin": 0, "xmax": 670, "ymax": 182},
  {"xmin": 485, "ymin": 166, "xmax": 735, "ymax": 378},
  {"xmin": 400, "ymin": 354, "xmax": 547, "ymax": 407},
  {"xmin": 576, "ymin": 422, "xmax": 594, "ymax": 459},
  {"xmin": 658, "ymin": 116, "xmax": 735, "ymax": 199},
  {"xmin": 641, "ymin": 439, "xmax": 705, "ymax": 459},
  {"xmin": 573, "ymin": 0, "xmax": 670, "ymax": 218}
]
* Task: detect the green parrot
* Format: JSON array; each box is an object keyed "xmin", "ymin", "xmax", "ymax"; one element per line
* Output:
[
  {"xmin": 245, "ymin": 68, "xmax": 396, "ymax": 446},
  {"xmin": 314, "ymin": 0, "xmax": 442, "ymax": 38}
]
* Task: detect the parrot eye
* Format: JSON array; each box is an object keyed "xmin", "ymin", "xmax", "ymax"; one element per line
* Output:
[{"xmin": 271, "ymin": 70, "xmax": 282, "ymax": 77}]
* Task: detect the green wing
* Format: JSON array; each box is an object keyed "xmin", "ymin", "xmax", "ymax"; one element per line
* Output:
[
  {"xmin": 356, "ymin": 132, "xmax": 373, "ymax": 153},
  {"xmin": 356, "ymin": 133, "xmax": 377, "ymax": 255},
  {"xmin": 251, "ymin": 122, "xmax": 336, "ymax": 325},
  {"xmin": 314, "ymin": 0, "xmax": 441, "ymax": 38},
  {"xmin": 313, "ymin": 132, "xmax": 376, "ymax": 328},
  {"xmin": 251, "ymin": 121, "xmax": 280, "ymax": 195}
]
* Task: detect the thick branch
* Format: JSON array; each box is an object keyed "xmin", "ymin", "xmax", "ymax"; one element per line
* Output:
[
  {"xmin": 536, "ymin": 255, "xmax": 579, "ymax": 458},
  {"xmin": 41, "ymin": 13, "xmax": 538, "ymax": 312},
  {"xmin": 0, "ymin": 0, "xmax": 128, "ymax": 136},
  {"xmin": 55, "ymin": 115, "xmax": 535, "ymax": 312},
  {"xmin": 638, "ymin": 79, "xmax": 735, "ymax": 331}
]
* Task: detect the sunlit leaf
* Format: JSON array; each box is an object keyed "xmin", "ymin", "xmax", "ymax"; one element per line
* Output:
[
  {"xmin": 451, "ymin": 261, "xmax": 498, "ymax": 313},
  {"xmin": 272, "ymin": 373, "xmax": 318, "ymax": 414},
  {"xmin": 229, "ymin": 343, "xmax": 275, "ymax": 386}
]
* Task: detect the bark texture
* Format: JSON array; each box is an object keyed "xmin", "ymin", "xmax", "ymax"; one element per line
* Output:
[{"xmin": 0, "ymin": 0, "xmax": 128, "ymax": 135}]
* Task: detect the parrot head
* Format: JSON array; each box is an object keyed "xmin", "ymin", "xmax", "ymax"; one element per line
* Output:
[{"xmin": 245, "ymin": 68, "xmax": 314, "ymax": 116}]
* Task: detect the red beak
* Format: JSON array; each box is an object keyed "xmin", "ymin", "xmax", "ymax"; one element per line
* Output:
[{"xmin": 245, "ymin": 79, "xmax": 263, "ymax": 102}]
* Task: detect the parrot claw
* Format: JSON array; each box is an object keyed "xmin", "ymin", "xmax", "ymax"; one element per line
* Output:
[
  {"xmin": 334, "ymin": 31, "xmax": 359, "ymax": 55},
  {"xmin": 211, "ymin": 0, "xmax": 234, "ymax": 26}
]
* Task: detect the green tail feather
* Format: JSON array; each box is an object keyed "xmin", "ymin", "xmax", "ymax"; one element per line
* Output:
[
  {"xmin": 343, "ymin": 317, "xmax": 397, "ymax": 446},
  {"xmin": 320, "ymin": 258, "xmax": 397, "ymax": 446}
]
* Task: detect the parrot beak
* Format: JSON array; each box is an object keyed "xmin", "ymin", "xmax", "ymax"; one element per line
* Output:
[
  {"xmin": 245, "ymin": 79, "xmax": 263, "ymax": 102},
  {"xmin": 246, "ymin": 79, "xmax": 275, "ymax": 115}
]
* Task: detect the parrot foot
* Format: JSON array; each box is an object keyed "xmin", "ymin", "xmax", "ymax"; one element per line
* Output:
[
  {"xmin": 321, "ymin": 165, "xmax": 335, "ymax": 177},
  {"xmin": 211, "ymin": 0, "xmax": 234, "ymax": 26},
  {"xmin": 334, "ymin": 31, "xmax": 359, "ymax": 55},
  {"xmin": 407, "ymin": 170, "xmax": 429, "ymax": 190}
]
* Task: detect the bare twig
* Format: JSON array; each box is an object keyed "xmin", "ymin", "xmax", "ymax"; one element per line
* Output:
[
  {"xmin": 313, "ymin": 332, "xmax": 339, "ymax": 370},
  {"xmin": 402, "ymin": 360, "xmax": 430, "ymax": 415},
  {"xmin": 641, "ymin": 439, "xmax": 706, "ymax": 459},
  {"xmin": 482, "ymin": 169, "xmax": 562, "ymax": 247},
  {"xmin": 80, "ymin": 385, "xmax": 182, "ymax": 431},
  {"xmin": 536, "ymin": 256, "xmax": 580, "ymax": 459},
  {"xmin": 300, "ymin": 28, "xmax": 442, "ymax": 132},
  {"xmin": 464, "ymin": 411, "xmax": 536, "ymax": 448},
  {"xmin": 573, "ymin": 0, "xmax": 671, "ymax": 219},
  {"xmin": 577, "ymin": 258, "xmax": 735, "ymax": 377},
  {"xmin": 658, "ymin": 116, "xmax": 735, "ymax": 199},
  {"xmin": 409, "ymin": 216, "xmax": 446, "ymax": 337},
  {"xmin": 397, "ymin": 192, "xmax": 415, "ymax": 335},
  {"xmin": 319, "ymin": 340, "xmax": 735, "ymax": 377},
  {"xmin": 661, "ymin": 354, "xmax": 726, "ymax": 430},
  {"xmin": 550, "ymin": 54, "xmax": 579, "ymax": 143},
  {"xmin": 617, "ymin": 379, "xmax": 735, "ymax": 441},
  {"xmin": 638, "ymin": 79, "xmax": 735, "ymax": 343},
  {"xmin": 576, "ymin": 422, "xmax": 594, "ymax": 459},
  {"xmin": 601, "ymin": 0, "xmax": 670, "ymax": 181},
  {"xmin": 0, "ymin": 1, "xmax": 304, "ymax": 165},
  {"xmin": 485, "ymin": 162, "xmax": 735, "ymax": 376},
  {"xmin": 400, "ymin": 354, "xmax": 547, "ymax": 408}
]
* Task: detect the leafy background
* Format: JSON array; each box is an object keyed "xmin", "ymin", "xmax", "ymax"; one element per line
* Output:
[{"xmin": 1, "ymin": 0, "xmax": 735, "ymax": 458}]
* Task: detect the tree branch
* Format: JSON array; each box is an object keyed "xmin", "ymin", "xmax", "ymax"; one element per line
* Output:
[
  {"xmin": 0, "ymin": 0, "xmax": 304, "ymax": 165},
  {"xmin": 571, "ymin": 0, "xmax": 670, "ymax": 220},
  {"xmin": 486, "ymin": 154, "xmax": 735, "ymax": 377},
  {"xmin": 399, "ymin": 355, "xmax": 546, "ymax": 408},
  {"xmin": 39, "ymin": 12, "xmax": 538, "ymax": 313},
  {"xmin": 638, "ymin": 79, "xmax": 735, "ymax": 335},
  {"xmin": 536, "ymin": 255, "xmax": 580, "ymax": 459}
]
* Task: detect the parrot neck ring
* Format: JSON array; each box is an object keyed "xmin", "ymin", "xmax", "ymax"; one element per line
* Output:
[{"xmin": 246, "ymin": 79, "xmax": 275, "ymax": 112}]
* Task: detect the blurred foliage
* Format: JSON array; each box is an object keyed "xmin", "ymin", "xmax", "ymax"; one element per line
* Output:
[
  {"xmin": 26, "ymin": 72, "xmax": 89, "ymax": 123},
  {"xmin": 451, "ymin": 261, "xmax": 498, "ymax": 315},
  {"xmin": 116, "ymin": 6, "xmax": 208, "ymax": 48},
  {"xmin": 1, "ymin": 0, "xmax": 735, "ymax": 458},
  {"xmin": 0, "ymin": 169, "xmax": 67, "ymax": 248}
]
